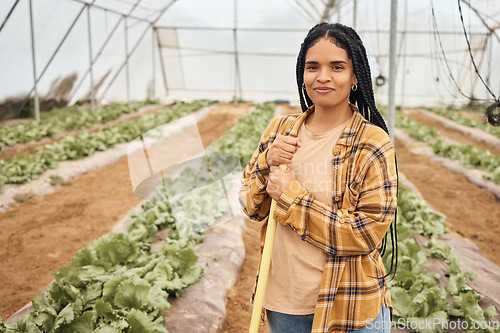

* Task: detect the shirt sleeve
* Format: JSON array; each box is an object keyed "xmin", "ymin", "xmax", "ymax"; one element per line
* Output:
[
  {"xmin": 239, "ymin": 116, "xmax": 283, "ymax": 222},
  {"xmin": 272, "ymin": 134, "xmax": 398, "ymax": 256}
]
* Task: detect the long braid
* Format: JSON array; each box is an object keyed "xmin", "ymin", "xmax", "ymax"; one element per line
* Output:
[{"xmin": 296, "ymin": 22, "xmax": 399, "ymax": 280}]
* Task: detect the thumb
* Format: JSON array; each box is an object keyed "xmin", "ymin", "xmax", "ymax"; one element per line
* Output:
[{"xmin": 296, "ymin": 138, "xmax": 302, "ymax": 148}]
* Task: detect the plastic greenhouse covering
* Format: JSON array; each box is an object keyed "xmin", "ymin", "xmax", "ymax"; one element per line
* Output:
[{"xmin": 0, "ymin": 0, "xmax": 499, "ymax": 116}]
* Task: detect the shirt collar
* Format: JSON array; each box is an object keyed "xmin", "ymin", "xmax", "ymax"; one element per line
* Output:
[{"xmin": 286, "ymin": 104, "xmax": 365, "ymax": 147}]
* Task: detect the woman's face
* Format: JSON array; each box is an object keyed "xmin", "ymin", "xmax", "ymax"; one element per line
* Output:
[{"xmin": 303, "ymin": 38, "xmax": 357, "ymax": 110}]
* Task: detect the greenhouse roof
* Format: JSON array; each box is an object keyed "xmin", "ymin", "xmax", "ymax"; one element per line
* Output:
[{"xmin": 0, "ymin": 0, "xmax": 499, "ymax": 115}]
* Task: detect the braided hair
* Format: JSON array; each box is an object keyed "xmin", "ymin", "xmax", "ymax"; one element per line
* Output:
[{"xmin": 296, "ymin": 22, "xmax": 399, "ymax": 279}]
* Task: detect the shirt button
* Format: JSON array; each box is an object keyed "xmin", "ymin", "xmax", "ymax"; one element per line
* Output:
[
  {"xmin": 334, "ymin": 196, "xmax": 340, "ymax": 201},
  {"xmin": 334, "ymin": 165, "xmax": 339, "ymax": 170},
  {"xmin": 333, "ymin": 148, "xmax": 340, "ymax": 155}
]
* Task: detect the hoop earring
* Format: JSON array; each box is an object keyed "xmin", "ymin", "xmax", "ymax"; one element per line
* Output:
[
  {"xmin": 302, "ymin": 83, "xmax": 306, "ymax": 91},
  {"xmin": 351, "ymin": 84, "xmax": 358, "ymax": 91}
]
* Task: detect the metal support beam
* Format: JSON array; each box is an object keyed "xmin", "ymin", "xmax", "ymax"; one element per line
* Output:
[
  {"xmin": 148, "ymin": 0, "xmax": 179, "ymax": 99},
  {"xmin": 387, "ymin": 0, "xmax": 398, "ymax": 139},
  {"xmin": 293, "ymin": 0, "xmax": 317, "ymax": 22},
  {"xmin": 98, "ymin": 23, "xmax": 151, "ymax": 100},
  {"xmin": 124, "ymin": 17, "xmax": 130, "ymax": 102},
  {"xmin": 0, "ymin": 0, "xmax": 20, "ymax": 34},
  {"xmin": 71, "ymin": 0, "xmax": 153, "ymax": 104},
  {"xmin": 353, "ymin": 0, "xmax": 357, "ymax": 29},
  {"xmin": 155, "ymin": 28, "xmax": 169, "ymax": 97},
  {"xmin": 28, "ymin": 0, "xmax": 40, "ymax": 121},
  {"xmin": 87, "ymin": 4, "xmax": 95, "ymax": 110},
  {"xmin": 321, "ymin": 0, "xmax": 335, "ymax": 22},
  {"xmin": 400, "ymin": 0, "xmax": 408, "ymax": 112},
  {"xmin": 19, "ymin": 3, "xmax": 86, "ymax": 117},
  {"xmin": 69, "ymin": 0, "xmax": 152, "ymax": 25},
  {"xmin": 233, "ymin": 0, "xmax": 242, "ymax": 102},
  {"xmin": 460, "ymin": 0, "xmax": 500, "ymax": 44},
  {"xmin": 69, "ymin": 15, "xmax": 124, "ymax": 102},
  {"xmin": 400, "ymin": 32, "xmax": 407, "ymax": 112},
  {"xmin": 151, "ymin": 25, "xmax": 156, "ymax": 100}
]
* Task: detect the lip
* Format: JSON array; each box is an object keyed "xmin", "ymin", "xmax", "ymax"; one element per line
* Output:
[{"xmin": 313, "ymin": 87, "xmax": 334, "ymax": 94}]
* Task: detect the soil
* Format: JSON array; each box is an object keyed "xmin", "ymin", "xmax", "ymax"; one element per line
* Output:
[{"xmin": 0, "ymin": 103, "xmax": 252, "ymax": 320}]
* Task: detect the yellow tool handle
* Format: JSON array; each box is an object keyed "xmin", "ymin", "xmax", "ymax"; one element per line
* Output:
[{"xmin": 249, "ymin": 164, "xmax": 288, "ymax": 333}]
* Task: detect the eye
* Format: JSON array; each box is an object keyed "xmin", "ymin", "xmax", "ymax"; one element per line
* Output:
[
  {"xmin": 332, "ymin": 65, "xmax": 344, "ymax": 70},
  {"xmin": 306, "ymin": 65, "xmax": 318, "ymax": 70}
]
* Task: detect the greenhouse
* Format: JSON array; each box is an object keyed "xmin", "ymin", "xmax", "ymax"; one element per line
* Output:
[{"xmin": 0, "ymin": 0, "xmax": 499, "ymax": 332}]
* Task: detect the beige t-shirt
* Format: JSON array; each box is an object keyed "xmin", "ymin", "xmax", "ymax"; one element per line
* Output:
[{"xmin": 264, "ymin": 115, "xmax": 352, "ymax": 315}]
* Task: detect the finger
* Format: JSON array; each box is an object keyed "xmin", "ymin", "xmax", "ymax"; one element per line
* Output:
[
  {"xmin": 273, "ymin": 156, "xmax": 292, "ymax": 166},
  {"xmin": 276, "ymin": 135, "xmax": 300, "ymax": 147},
  {"xmin": 281, "ymin": 136, "xmax": 301, "ymax": 147},
  {"xmin": 280, "ymin": 144, "xmax": 297, "ymax": 154},
  {"xmin": 279, "ymin": 151, "xmax": 294, "ymax": 161}
]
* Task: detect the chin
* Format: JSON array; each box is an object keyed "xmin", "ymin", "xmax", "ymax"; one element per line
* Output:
[{"xmin": 314, "ymin": 100, "xmax": 344, "ymax": 109}]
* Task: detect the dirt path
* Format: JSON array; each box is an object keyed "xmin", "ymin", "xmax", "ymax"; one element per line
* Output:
[
  {"xmin": 223, "ymin": 219, "xmax": 269, "ymax": 333},
  {"xmin": 395, "ymin": 137, "xmax": 500, "ymax": 266},
  {"xmin": 0, "ymin": 103, "xmax": 252, "ymax": 320},
  {"xmin": 397, "ymin": 109, "xmax": 500, "ymax": 265}
]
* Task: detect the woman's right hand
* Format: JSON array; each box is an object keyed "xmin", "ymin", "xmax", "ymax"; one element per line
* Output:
[{"xmin": 266, "ymin": 134, "xmax": 302, "ymax": 167}]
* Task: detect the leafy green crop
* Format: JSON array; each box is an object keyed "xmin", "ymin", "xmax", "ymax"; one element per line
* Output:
[
  {"xmin": 0, "ymin": 101, "xmax": 154, "ymax": 151},
  {"xmin": 0, "ymin": 100, "xmax": 212, "ymax": 189},
  {"xmin": 127, "ymin": 102, "xmax": 276, "ymax": 244},
  {"xmin": 483, "ymin": 166, "xmax": 500, "ymax": 184},
  {"xmin": 208, "ymin": 102, "xmax": 275, "ymax": 166},
  {"xmin": 383, "ymin": 185, "xmax": 498, "ymax": 332},
  {"xmin": 426, "ymin": 107, "xmax": 500, "ymax": 139},
  {"xmin": 0, "ymin": 233, "xmax": 202, "ymax": 333},
  {"xmin": 391, "ymin": 110, "xmax": 500, "ymax": 185}
]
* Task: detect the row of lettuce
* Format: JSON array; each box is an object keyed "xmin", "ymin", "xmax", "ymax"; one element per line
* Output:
[
  {"xmin": 1, "ymin": 101, "xmax": 498, "ymax": 332},
  {"xmin": 384, "ymin": 107, "xmax": 500, "ymax": 185},
  {"xmin": 385, "ymin": 106, "xmax": 499, "ymax": 331},
  {"xmin": 0, "ymin": 101, "xmax": 156, "ymax": 152},
  {"xmin": 0, "ymin": 102, "xmax": 275, "ymax": 332},
  {"xmin": 426, "ymin": 107, "xmax": 500, "ymax": 139},
  {"xmin": 0, "ymin": 101, "xmax": 211, "ymax": 190},
  {"xmin": 383, "ymin": 185, "xmax": 498, "ymax": 332}
]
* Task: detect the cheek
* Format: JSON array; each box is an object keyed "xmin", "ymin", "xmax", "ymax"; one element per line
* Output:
[
  {"xmin": 303, "ymin": 72, "xmax": 314, "ymax": 85},
  {"xmin": 303, "ymin": 73, "xmax": 314, "ymax": 96},
  {"xmin": 337, "ymin": 74, "xmax": 354, "ymax": 89}
]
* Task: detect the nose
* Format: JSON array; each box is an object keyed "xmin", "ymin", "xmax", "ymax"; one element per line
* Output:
[{"xmin": 316, "ymin": 67, "xmax": 331, "ymax": 83}]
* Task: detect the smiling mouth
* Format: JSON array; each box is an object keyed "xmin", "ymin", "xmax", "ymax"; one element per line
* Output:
[{"xmin": 314, "ymin": 87, "xmax": 334, "ymax": 93}]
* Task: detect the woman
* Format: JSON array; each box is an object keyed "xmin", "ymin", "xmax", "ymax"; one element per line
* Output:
[{"xmin": 240, "ymin": 22, "xmax": 398, "ymax": 333}]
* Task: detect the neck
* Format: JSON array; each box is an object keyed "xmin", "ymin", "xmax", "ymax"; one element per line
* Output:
[{"xmin": 305, "ymin": 103, "xmax": 353, "ymax": 133}]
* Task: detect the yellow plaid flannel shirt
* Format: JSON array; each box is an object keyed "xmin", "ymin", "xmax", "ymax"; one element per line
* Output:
[{"xmin": 239, "ymin": 105, "xmax": 398, "ymax": 332}]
